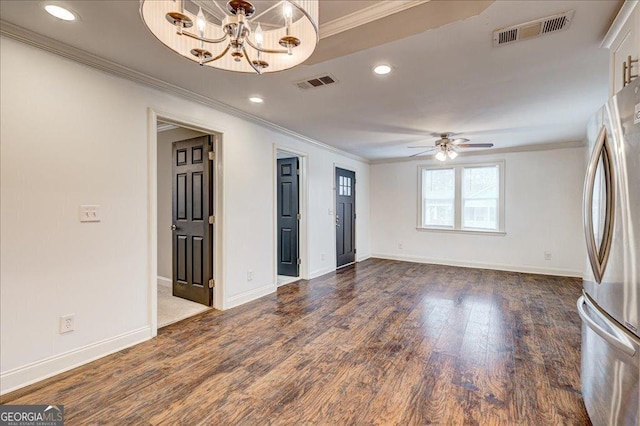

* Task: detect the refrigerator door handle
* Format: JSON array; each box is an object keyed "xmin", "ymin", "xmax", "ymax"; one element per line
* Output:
[
  {"xmin": 577, "ymin": 295, "xmax": 635, "ymax": 357},
  {"xmin": 583, "ymin": 125, "xmax": 615, "ymax": 284}
]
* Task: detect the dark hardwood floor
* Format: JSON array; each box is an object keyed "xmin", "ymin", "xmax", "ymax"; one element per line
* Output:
[{"xmin": 1, "ymin": 259, "xmax": 590, "ymax": 425}]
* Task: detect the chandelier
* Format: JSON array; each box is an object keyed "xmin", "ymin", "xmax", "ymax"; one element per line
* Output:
[{"xmin": 140, "ymin": 0, "xmax": 319, "ymax": 74}]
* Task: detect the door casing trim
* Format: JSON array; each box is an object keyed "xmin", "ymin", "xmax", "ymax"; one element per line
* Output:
[{"xmin": 147, "ymin": 108, "xmax": 225, "ymax": 336}]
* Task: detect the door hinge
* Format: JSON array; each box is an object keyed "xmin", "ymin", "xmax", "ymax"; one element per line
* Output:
[
  {"xmin": 209, "ymin": 215, "xmax": 215, "ymax": 224},
  {"xmin": 208, "ymin": 151, "xmax": 215, "ymax": 161},
  {"xmin": 297, "ymin": 258, "xmax": 301, "ymax": 265},
  {"xmin": 354, "ymin": 249, "xmax": 357, "ymax": 254},
  {"xmin": 296, "ymin": 213, "xmax": 301, "ymax": 220},
  {"xmin": 209, "ymin": 279, "xmax": 215, "ymax": 288}
]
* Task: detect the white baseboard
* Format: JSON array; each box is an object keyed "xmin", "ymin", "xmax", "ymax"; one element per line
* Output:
[
  {"xmin": 157, "ymin": 276, "xmax": 172, "ymax": 288},
  {"xmin": 308, "ymin": 256, "xmax": 372, "ymax": 280},
  {"xmin": 308, "ymin": 266, "xmax": 336, "ymax": 279},
  {"xmin": 371, "ymin": 253, "xmax": 583, "ymax": 278},
  {"xmin": 0, "ymin": 326, "xmax": 152, "ymax": 395},
  {"xmin": 224, "ymin": 283, "xmax": 275, "ymax": 310}
]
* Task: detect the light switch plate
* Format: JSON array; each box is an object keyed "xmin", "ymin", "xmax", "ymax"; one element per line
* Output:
[{"xmin": 79, "ymin": 205, "xmax": 100, "ymax": 222}]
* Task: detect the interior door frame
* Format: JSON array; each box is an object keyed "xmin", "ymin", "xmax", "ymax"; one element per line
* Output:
[
  {"xmin": 147, "ymin": 108, "xmax": 225, "ymax": 336},
  {"xmin": 333, "ymin": 163, "xmax": 357, "ymax": 269},
  {"xmin": 273, "ymin": 145, "xmax": 309, "ymax": 283}
]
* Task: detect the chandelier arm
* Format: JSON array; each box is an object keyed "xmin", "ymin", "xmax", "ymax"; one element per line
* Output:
[
  {"xmin": 201, "ymin": 44, "xmax": 232, "ymax": 64},
  {"xmin": 245, "ymin": 39, "xmax": 288, "ymax": 54},
  {"xmin": 242, "ymin": 47, "xmax": 262, "ymax": 74},
  {"xmin": 182, "ymin": 30, "xmax": 229, "ymax": 44},
  {"xmin": 249, "ymin": 1, "xmax": 284, "ymax": 21}
]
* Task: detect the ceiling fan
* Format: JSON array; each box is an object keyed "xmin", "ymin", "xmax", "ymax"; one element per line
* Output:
[{"xmin": 409, "ymin": 133, "xmax": 494, "ymax": 161}]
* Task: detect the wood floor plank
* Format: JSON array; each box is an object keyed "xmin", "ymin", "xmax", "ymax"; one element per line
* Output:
[{"xmin": 1, "ymin": 259, "xmax": 590, "ymax": 425}]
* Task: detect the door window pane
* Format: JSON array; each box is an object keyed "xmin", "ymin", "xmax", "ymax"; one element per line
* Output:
[
  {"xmin": 338, "ymin": 175, "xmax": 353, "ymax": 196},
  {"xmin": 462, "ymin": 166, "xmax": 498, "ymax": 230},
  {"xmin": 422, "ymin": 168, "xmax": 455, "ymax": 227}
]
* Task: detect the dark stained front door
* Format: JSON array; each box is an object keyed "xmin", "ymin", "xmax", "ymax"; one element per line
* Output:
[
  {"xmin": 336, "ymin": 167, "xmax": 356, "ymax": 268},
  {"xmin": 172, "ymin": 136, "xmax": 213, "ymax": 306},
  {"xmin": 277, "ymin": 157, "xmax": 299, "ymax": 276}
]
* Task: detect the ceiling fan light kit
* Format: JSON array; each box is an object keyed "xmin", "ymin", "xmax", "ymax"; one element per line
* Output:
[
  {"xmin": 409, "ymin": 133, "xmax": 494, "ymax": 160},
  {"xmin": 140, "ymin": 0, "xmax": 319, "ymax": 74}
]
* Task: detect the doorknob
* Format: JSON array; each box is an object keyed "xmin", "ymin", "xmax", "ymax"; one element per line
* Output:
[
  {"xmin": 170, "ymin": 224, "xmax": 178, "ymax": 231},
  {"xmin": 336, "ymin": 215, "xmax": 340, "ymax": 227}
]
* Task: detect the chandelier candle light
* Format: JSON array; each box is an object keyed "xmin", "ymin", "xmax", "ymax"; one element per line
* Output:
[{"xmin": 140, "ymin": 0, "xmax": 319, "ymax": 74}]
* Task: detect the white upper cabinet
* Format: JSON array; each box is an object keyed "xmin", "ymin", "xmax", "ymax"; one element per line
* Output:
[{"xmin": 603, "ymin": 1, "xmax": 640, "ymax": 96}]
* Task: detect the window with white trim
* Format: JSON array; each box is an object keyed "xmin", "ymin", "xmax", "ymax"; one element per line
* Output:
[{"xmin": 418, "ymin": 162, "xmax": 504, "ymax": 233}]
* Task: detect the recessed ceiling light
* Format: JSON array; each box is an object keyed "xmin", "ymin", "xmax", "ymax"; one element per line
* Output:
[
  {"xmin": 249, "ymin": 97, "xmax": 264, "ymax": 104},
  {"xmin": 373, "ymin": 64, "xmax": 392, "ymax": 75},
  {"xmin": 45, "ymin": 4, "xmax": 76, "ymax": 21}
]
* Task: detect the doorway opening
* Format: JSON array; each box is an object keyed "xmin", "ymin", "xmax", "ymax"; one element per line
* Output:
[
  {"xmin": 335, "ymin": 166, "xmax": 356, "ymax": 269},
  {"xmin": 274, "ymin": 147, "xmax": 308, "ymax": 286},
  {"xmin": 156, "ymin": 121, "xmax": 214, "ymax": 327}
]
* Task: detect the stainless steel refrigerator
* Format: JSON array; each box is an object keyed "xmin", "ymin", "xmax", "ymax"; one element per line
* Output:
[{"xmin": 578, "ymin": 77, "xmax": 639, "ymax": 425}]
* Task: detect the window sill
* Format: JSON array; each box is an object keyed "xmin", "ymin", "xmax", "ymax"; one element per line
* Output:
[{"xmin": 416, "ymin": 227, "xmax": 506, "ymax": 236}]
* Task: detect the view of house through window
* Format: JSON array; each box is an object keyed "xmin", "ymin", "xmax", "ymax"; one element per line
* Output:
[
  {"xmin": 420, "ymin": 163, "xmax": 503, "ymax": 232},
  {"xmin": 422, "ymin": 168, "xmax": 455, "ymax": 227},
  {"xmin": 462, "ymin": 166, "xmax": 499, "ymax": 230}
]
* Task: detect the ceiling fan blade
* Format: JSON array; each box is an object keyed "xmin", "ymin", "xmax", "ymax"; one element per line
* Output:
[
  {"xmin": 456, "ymin": 143, "xmax": 494, "ymax": 148},
  {"xmin": 408, "ymin": 145, "xmax": 435, "ymax": 149},
  {"xmin": 409, "ymin": 148, "xmax": 437, "ymax": 157},
  {"xmin": 450, "ymin": 138, "xmax": 470, "ymax": 144}
]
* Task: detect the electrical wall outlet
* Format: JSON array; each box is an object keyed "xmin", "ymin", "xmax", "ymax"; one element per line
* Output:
[
  {"xmin": 60, "ymin": 314, "xmax": 75, "ymax": 334},
  {"xmin": 321, "ymin": 253, "xmax": 326, "ymax": 261},
  {"xmin": 247, "ymin": 270, "xmax": 253, "ymax": 281},
  {"xmin": 79, "ymin": 205, "xmax": 100, "ymax": 222},
  {"xmin": 398, "ymin": 243, "xmax": 403, "ymax": 250},
  {"xmin": 544, "ymin": 251, "xmax": 552, "ymax": 261}
]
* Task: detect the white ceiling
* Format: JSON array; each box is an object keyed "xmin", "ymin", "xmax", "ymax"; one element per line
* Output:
[{"xmin": 0, "ymin": 1, "xmax": 620, "ymax": 160}]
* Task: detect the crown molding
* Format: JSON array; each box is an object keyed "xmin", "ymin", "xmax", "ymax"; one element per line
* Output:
[
  {"xmin": 369, "ymin": 140, "xmax": 586, "ymax": 165},
  {"xmin": 0, "ymin": 20, "xmax": 369, "ymax": 164},
  {"xmin": 601, "ymin": 0, "xmax": 638, "ymax": 48},
  {"xmin": 320, "ymin": 0, "xmax": 430, "ymax": 39},
  {"xmin": 0, "ymin": 21, "xmax": 589, "ymax": 166}
]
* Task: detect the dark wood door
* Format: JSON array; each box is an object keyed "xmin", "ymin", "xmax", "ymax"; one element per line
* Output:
[
  {"xmin": 172, "ymin": 136, "xmax": 213, "ymax": 306},
  {"xmin": 336, "ymin": 167, "xmax": 356, "ymax": 268},
  {"xmin": 277, "ymin": 158, "xmax": 299, "ymax": 276}
]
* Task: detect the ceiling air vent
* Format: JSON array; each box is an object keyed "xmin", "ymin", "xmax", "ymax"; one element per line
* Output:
[
  {"xmin": 295, "ymin": 74, "xmax": 338, "ymax": 90},
  {"xmin": 493, "ymin": 10, "xmax": 574, "ymax": 47}
]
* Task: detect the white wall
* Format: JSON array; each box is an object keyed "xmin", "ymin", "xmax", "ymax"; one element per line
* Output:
[
  {"xmin": 370, "ymin": 147, "xmax": 586, "ymax": 276},
  {"xmin": 157, "ymin": 127, "xmax": 208, "ymax": 280},
  {"xmin": 0, "ymin": 36, "xmax": 370, "ymax": 393}
]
